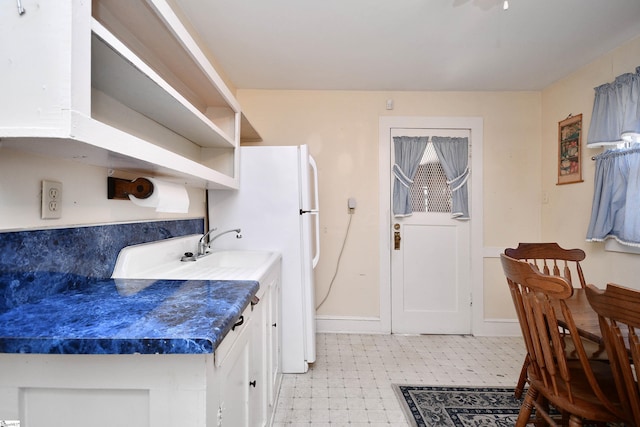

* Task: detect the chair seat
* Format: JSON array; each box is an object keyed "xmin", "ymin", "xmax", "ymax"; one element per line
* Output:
[
  {"xmin": 564, "ymin": 335, "xmax": 608, "ymax": 360},
  {"xmin": 514, "ymin": 320, "xmax": 608, "ymax": 399},
  {"xmin": 528, "ymin": 360, "xmax": 622, "ymax": 423}
]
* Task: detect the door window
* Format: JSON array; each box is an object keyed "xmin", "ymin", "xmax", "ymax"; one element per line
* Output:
[{"xmin": 409, "ymin": 142, "xmax": 452, "ymax": 213}]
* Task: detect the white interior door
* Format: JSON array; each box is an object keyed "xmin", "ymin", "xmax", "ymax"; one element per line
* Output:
[{"xmin": 390, "ymin": 128, "xmax": 471, "ymax": 334}]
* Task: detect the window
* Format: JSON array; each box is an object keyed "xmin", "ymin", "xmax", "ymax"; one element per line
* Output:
[{"xmin": 409, "ymin": 143, "xmax": 452, "ymax": 213}]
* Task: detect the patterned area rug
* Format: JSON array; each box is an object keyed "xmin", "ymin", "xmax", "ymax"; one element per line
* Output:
[
  {"xmin": 393, "ymin": 385, "xmax": 626, "ymax": 427},
  {"xmin": 393, "ymin": 385, "xmax": 521, "ymax": 427}
]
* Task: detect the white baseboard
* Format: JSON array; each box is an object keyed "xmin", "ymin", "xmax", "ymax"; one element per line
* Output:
[
  {"xmin": 473, "ymin": 318, "xmax": 521, "ymax": 336},
  {"xmin": 315, "ymin": 315, "xmax": 389, "ymax": 334},
  {"xmin": 316, "ymin": 316, "xmax": 521, "ymax": 337}
]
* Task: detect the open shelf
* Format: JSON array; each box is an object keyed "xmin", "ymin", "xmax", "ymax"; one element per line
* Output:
[
  {"xmin": 0, "ymin": 0, "xmax": 250, "ymax": 189},
  {"xmin": 91, "ymin": 26, "xmax": 235, "ymax": 149}
]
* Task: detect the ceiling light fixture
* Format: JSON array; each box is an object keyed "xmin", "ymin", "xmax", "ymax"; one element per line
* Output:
[{"xmin": 503, "ymin": 0, "xmax": 509, "ymax": 10}]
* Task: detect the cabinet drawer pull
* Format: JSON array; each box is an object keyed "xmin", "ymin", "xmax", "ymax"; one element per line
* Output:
[
  {"xmin": 249, "ymin": 380, "xmax": 256, "ymax": 388},
  {"xmin": 231, "ymin": 315, "xmax": 244, "ymax": 331},
  {"xmin": 272, "ymin": 323, "xmax": 277, "ymax": 327},
  {"xmin": 250, "ymin": 295, "xmax": 260, "ymax": 311}
]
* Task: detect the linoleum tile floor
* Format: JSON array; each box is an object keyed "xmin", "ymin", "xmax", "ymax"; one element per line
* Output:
[{"xmin": 273, "ymin": 333, "xmax": 525, "ymax": 426}]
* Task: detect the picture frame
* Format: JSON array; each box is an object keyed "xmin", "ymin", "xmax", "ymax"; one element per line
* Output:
[{"xmin": 557, "ymin": 114, "xmax": 583, "ymax": 185}]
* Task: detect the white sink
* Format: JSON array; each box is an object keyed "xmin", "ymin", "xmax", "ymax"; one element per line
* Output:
[
  {"xmin": 112, "ymin": 234, "xmax": 280, "ymax": 282},
  {"xmin": 188, "ymin": 250, "xmax": 276, "ymax": 269},
  {"xmin": 154, "ymin": 250, "xmax": 280, "ymax": 281}
]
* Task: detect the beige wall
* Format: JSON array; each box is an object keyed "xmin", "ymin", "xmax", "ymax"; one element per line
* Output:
[
  {"xmin": 541, "ymin": 35, "xmax": 640, "ymax": 290},
  {"xmin": 0, "ymin": 146, "xmax": 206, "ymax": 231},
  {"xmin": 237, "ymin": 90, "xmax": 541, "ymax": 321},
  {"xmin": 5, "ymin": 35, "xmax": 639, "ymax": 329}
]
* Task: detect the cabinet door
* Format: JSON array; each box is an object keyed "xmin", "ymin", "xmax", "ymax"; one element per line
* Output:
[
  {"xmin": 219, "ymin": 323, "xmax": 250, "ymax": 426},
  {"xmin": 268, "ymin": 280, "xmax": 281, "ymax": 408},
  {"xmin": 249, "ymin": 299, "xmax": 267, "ymax": 427},
  {"xmin": 20, "ymin": 388, "xmax": 149, "ymax": 427},
  {"xmin": 0, "ymin": 1, "xmax": 88, "ymax": 132}
]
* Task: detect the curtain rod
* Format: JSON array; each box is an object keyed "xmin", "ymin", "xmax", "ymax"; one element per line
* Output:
[{"xmin": 592, "ymin": 145, "xmax": 640, "ymax": 160}]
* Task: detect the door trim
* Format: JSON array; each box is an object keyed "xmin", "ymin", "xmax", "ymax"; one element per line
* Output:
[{"xmin": 378, "ymin": 116, "xmax": 484, "ymax": 335}]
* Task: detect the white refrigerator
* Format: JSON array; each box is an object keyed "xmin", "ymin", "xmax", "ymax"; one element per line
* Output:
[{"xmin": 208, "ymin": 145, "xmax": 319, "ymax": 374}]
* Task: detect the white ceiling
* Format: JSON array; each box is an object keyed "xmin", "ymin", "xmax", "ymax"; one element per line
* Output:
[{"xmin": 173, "ymin": 0, "xmax": 640, "ymax": 91}]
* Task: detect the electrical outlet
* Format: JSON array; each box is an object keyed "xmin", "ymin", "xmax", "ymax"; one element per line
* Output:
[{"xmin": 42, "ymin": 180, "xmax": 62, "ymax": 219}]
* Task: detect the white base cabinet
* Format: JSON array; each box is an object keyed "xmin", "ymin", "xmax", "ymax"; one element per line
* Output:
[
  {"xmin": 217, "ymin": 258, "xmax": 282, "ymax": 426},
  {"xmin": 0, "ymin": 354, "xmax": 218, "ymax": 427},
  {"xmin": 0, "ymin": 262, "xmax": 282, "ymax": 427}
]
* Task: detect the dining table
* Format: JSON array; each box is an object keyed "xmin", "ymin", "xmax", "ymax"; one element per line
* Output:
[
  {"xmin": 557, "ymin": 288, "xmax": 603, "ymax": 343},
  {"xmin": 556, "ymin": 286, "xmax": 638, "ymax": 358},
  {"xmin": 548, "ymin": 287, "xmax": 613, "ymax": 361}
]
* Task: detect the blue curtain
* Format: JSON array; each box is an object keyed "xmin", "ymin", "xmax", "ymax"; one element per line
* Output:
[
  {"xmin": 432, "ymin": 136, "xmax": 470, "ymax": 220},
  {"xmin": 392, "ymin": 136, "xmax": 428, "ymax": 217},
  {"xmin": 586, "ymin": 147, "xmax": 640, "ymax": 246},
  {"xmin": 621, "ymin": 66, "xmax": 640, "ymax": 138},
  {"xmin": 587, "ymin": 66, "xmax": 640, "ymax": 146}
]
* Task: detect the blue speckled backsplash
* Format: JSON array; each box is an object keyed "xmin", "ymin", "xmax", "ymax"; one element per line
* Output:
[{"xmin": 0, "ymin": 219, "xmax": 203, "ymax": 312}]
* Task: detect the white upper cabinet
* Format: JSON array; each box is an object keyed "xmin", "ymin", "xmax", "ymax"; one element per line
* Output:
[{"xmin": 0, "ymin": 0, "xmax": 245, "ymax": 189}]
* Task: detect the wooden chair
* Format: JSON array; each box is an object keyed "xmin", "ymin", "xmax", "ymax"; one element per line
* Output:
[
  {"xmin": 505, "ymin": 242, "xmax": 603, "ymax": 398},
  {"xmin": 500, "ymin": 254, "xmax": 624, "ymax": 426},
  {"xmin": 586, "ymin": 283, "xmax": 640, "ymax": 426},
  {"xmin": 505, "ymin": 242, "xmax": 587, "ymax": 289}
]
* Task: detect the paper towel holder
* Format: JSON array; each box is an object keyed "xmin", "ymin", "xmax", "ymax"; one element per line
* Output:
[{"xmin": 107, "ymin": 177, "xmax": 154, "ymax": 200}]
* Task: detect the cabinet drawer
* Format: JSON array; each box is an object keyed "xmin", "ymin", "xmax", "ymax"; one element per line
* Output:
[{"xmin": 214, "ymin": 304, "xmax": 253, "ymax": 368}]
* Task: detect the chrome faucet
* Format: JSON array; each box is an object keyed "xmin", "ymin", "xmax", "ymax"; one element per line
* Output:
[
  {"xmin": 181, "ymin": 228, "xmax": 243, "ymax": 261},
  {"xmin": 199, "ymin": 228, "xmax": 242, "ymax": 255}
]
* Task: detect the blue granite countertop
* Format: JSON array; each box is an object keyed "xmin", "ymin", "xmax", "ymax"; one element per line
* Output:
[{"xmin": 0, "ymin": 277, "xmax": 259, "ymax": 355}]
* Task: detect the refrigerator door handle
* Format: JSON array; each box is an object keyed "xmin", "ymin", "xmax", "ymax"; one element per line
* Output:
[{"xmin": 309, "ymin": 155, "xmax": 320, "ymax": 269}]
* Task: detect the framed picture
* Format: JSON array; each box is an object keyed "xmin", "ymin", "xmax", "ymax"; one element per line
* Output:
[{"xmin": 557, "ymin": 114, "xmax": 583, "ymax": 185}]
